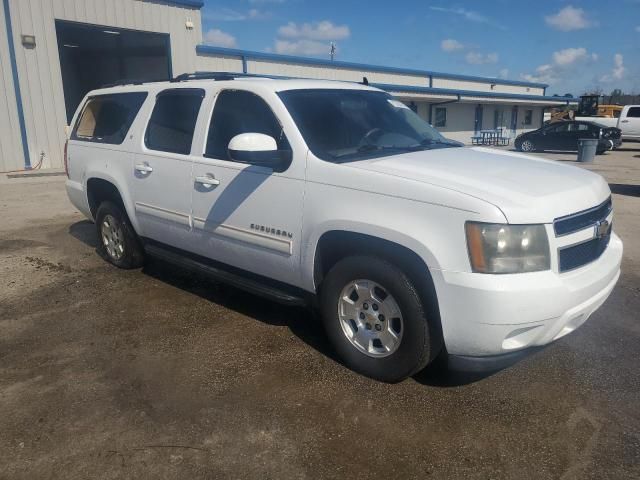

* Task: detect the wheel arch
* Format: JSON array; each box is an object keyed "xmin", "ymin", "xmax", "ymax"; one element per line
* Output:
[
  {"xmin": 311, "ymin": 229, "xmax": 443, "ymax": 346},
  {"xmin": 85, "ymin": 175, "xmax": 139, "ymax": 233}
]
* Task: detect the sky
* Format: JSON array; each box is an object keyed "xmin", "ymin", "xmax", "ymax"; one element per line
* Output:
[{"xmin": 200, "ymin": 0, "xmax": 639, "ymax": 96}]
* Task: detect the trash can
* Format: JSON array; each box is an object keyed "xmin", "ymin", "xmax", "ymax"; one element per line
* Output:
[{"xmin": 577, "ymin": 138, "xmax": 598, "ymax": 163}]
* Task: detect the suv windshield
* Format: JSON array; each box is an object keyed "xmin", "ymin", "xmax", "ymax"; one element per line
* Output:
[{"xmin": 278, "ymin": 89, "xmax": 460, "ymax": 162}]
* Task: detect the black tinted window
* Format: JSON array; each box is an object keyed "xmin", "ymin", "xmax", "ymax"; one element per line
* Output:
[
  {"xmin": 72, "ymin": 92, "xmax": 147, "ymax": 144},
  {"xmin": 627, "ymin": 107, "xmax": 640, "ymax": 118},
  {"xmin": 206, "ymin": 90, "xmax": 287, "ymax": 160},
  {"xmin": 145, "ymin": 89, "xmax": 204, "ymax": 155}
]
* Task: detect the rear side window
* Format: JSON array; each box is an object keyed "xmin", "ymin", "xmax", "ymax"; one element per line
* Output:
[
  {"xmin": 145, "ymin": 88, "xmax": 205, "ymax": 155},
  {"xmin": 627, "ymin": 107, "xmax": 640, "ymax": 118},
  {"xmin": 205, "ymin": 89, "xmax": 288, "ymax": 160},
  {"xmin": 72, "ymin": 92, "xmax": 147, "ymax": 144}
]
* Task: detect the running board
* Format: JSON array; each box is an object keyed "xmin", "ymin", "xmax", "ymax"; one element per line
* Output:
[{"xmin": 145, "ymin": 244, "xmax": 307, "ymax": 307}]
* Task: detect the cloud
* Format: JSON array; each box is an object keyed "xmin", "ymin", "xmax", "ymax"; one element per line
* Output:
[
  {"xmin": 545, "ymin": 6, "xmax": 593, "ymax": 31},
  {"xmin": 521, "ymin": 47, "xmax": 596, "ymax": 83},
  {"xmin": 274, "ymin": 39, "xmax": 330, "ymax": 55},
  {"xmin": 552, "ymin": 47, "xmax": 589, "ymax": 66},
  {"xmin": 429, "ymin": 6, "xmax": 505, "ymax": 29},
  {"xmin": 600, "ymin": 54, "xmax": 625, "ymax": 82},
  {"xmin": 429, "ymin": 6, "xmax": 489, "ymax": 23},
  {"xmin": 465, "ymin": 51, "xmax": 499, "ymax": 65},
  {"xmin": 441, "ymin": 39, "xmax": 464, "ymax": 52},
  {"xmin": 203, "ymin": 29, "xmax": 237, "ymax": 48},
  {"xmin": 636, "ymin": 25, "xmax": 640, "ymax": 32},
  {"xmin": 272, "ymin": 20, "xmax": 350, "ymax": 57},
  {"xmin": 278, "ymin": 21, "xmax": 350, "ymax": 41},
  {"xmin": 203, "ymin": 7, "xmax": 270, "ymax": 21},
  {"xmin": 499, "ymin": 68, "xmax": 509, "ymax": 79}
]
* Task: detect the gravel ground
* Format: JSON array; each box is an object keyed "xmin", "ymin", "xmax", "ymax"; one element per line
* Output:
[{"xmin": 1, "ymin": 145, "xmax": 639, "ymax": 479}]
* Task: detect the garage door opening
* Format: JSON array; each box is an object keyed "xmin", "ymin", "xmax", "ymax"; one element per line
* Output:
[{"xmin": 56, "ymin": 20, "xmax": 171, "ymax": 124}]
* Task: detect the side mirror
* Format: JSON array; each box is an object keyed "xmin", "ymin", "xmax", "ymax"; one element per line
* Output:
[{"xmin": 228, "ymin": 133, "xmax": 288, "ymax": 168}]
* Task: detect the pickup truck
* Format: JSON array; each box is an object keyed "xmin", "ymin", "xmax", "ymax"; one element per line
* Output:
[
  {"xmin": 64, "ymin": 74, "xmax": 623, "ymax": 382},
  {"xmin": 616, "ymin": 105, "xmax": 640, "ymax": 141}
]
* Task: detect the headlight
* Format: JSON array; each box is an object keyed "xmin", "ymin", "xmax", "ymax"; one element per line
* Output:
[{"xmin": 465, "ymin": 222, "xmax": 550, "ymax": 274}]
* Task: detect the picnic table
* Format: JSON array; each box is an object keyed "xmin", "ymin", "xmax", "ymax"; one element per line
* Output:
[{"xmin": 471, "ymin": 129, "xmax": 510, "ymax": 146}]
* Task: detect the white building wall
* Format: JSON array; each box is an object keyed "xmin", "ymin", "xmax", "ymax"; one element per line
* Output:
[
  {"xmin": 412, "ymin": 102, "xmax": 545, "ymax": 145},
  {"xmin": 4, "ymin": 0, "xmax": 202, "ymax": 170},
  {"xmin": 432, "ymin": 77, "xmax": 545, "ymax": 96},
  {"xmin": 197, "ymin": 54, "xmax": 244, "ymax": 73},
  {"xmin": 0, "ymin": 1, "xmax": 24, "ymax": 172}
]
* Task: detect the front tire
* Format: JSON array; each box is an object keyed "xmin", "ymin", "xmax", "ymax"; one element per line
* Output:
[
  {"xmin": 95, "ymin": 201, "xmax": 144, "ymax": 269},
  {"xmin": 519, "ymin": 139, "xmax": 536, "ymax": 152},
  {"xmin": 320, "ymin": 256, "xmax": 435, "ymax": 382}
]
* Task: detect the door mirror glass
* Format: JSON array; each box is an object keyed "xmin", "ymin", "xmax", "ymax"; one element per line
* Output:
[{"xmin": 228, "ymin": 133, "xmax": 288, "ymax": 167}]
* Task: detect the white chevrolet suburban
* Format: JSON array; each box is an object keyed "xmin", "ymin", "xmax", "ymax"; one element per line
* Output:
[{"xmin": 65, "ymin": 73, "xmax": 623, "ymax": 382}]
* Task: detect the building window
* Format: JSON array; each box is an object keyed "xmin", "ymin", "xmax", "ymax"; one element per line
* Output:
[
  {"xmin": 145, "ymin": 88, "xmax": 205, "ymax": 155},
  {"xmin": 434, "ymin": 107, "xmax": 447, "ymax": 127},
  {"xmin": 493, "ymin": 109, "xmax": 504, "ymax": 129},
  {"xmin": 524, "ymin": 110, "xmax": 533, "ymax": 125}
]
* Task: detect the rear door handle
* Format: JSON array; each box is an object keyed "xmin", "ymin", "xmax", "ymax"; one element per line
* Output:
[
  {"xmin": 135, "ymin": 163, "xmax": 153, "ymax": 173},
  {"xmin": 620, "ymin": 120, "xmax": 629, "ymax": 123},
  {"xmin": 194, "ymin": 174, "xmax": 220, "ymax": 187}
]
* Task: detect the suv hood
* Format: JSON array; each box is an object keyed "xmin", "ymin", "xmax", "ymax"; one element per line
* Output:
[{"xmin": 348, "ymin": 147, "xmax": 610, "ymax": 223}]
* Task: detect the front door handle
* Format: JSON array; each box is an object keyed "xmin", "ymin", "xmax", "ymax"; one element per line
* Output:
[
  {"xmin": 135, "ymin": 163, "xmax": 153, "ymax": 174},
  {"xmin": 194, "ymin": 174, "xmax": 220, "ymax": 187}
]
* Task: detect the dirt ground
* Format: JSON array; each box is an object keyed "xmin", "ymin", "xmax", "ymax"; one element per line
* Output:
[{"xmin": 1, "ymin": 145, "xmax": 639, "ymax": 479}]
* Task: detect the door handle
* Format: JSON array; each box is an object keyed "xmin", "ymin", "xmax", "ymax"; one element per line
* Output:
[
  {"xmin": 135, "ymin": 163, "xmax": 153, "ymax": 173},
  {"xmin": 620, "ymin": 120, "xmax": 629, "ymax": 123},
  {"xmin": 194, "ymin": 174, "xmax": 220, "ymax": 187}
]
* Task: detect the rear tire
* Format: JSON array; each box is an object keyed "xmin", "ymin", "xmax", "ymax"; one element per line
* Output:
[
  {"xmin": 95, "ymin": 201, "xmax": 144, "ymax": 269},
  {"xmin": 319, "ymin": 256, "xmax": 435, "ymax": 383}
]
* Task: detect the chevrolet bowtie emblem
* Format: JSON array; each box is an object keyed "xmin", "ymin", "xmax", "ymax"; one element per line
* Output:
[{"xmin": 595, "ymin": 219, "xmax": 611, "ymax": 239}]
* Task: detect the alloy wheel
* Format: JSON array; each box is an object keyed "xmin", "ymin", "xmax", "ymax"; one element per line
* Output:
[
  {"xmin": 337, "ymin": 279, "xmax": 404, "ymax": 358},
  {"xmin": 101, "ymin": 214, "xmax": 125, "ymax": 260}
]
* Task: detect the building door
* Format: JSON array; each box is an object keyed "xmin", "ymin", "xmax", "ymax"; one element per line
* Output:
[
  {"xmin": 55, "ymin": 21, "xmax": 172, "ymax": 124},
  {"xmin": 510, "ymin": 106, "xmax": 518, "ymax": 134},
  {"xmin": 474, "ymin": 105, "xmax": 483, "ymax": 132}
]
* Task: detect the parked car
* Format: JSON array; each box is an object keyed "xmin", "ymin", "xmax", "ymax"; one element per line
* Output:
[
  {"xmin": 616, "ymin": 105, "xmax": 640, "ymax": 141},
  {"xmin": 65, "ymin": 75, "xmax": 622, "ymax": 382},
  {"xmin": 515, "ymin": 121, "xmax": 621, "ymax": 153}
]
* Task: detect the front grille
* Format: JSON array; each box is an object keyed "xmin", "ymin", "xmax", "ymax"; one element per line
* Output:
[
  {"xmin": 559, "ymin": 232, "xmax": 611, "ymax": 272},
  {"xmin": 554, "ymin": 197, "xmax": 612, "ymax": 236}
]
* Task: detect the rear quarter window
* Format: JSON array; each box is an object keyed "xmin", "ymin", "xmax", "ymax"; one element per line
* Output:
[{"xmin": 72, "ymin": 92, "xmax": 147, "ymax": 144}]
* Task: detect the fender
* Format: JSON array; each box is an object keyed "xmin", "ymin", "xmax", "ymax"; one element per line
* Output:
[
  {"xmin": 301, "ymin": 220, "xmax": 441, "ymax": 293},
  {"xmin": 84, "ymin": 167, "xmax": 141, "ymax": 235}
]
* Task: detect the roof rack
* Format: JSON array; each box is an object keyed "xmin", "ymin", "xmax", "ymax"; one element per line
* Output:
[
  {"xmin": 100, "ymin": 77, "xmax": 166, "ymax": 88},
  {"xmin": 170, "ymin": 71, "xmax": 272, "ymax": 82}
]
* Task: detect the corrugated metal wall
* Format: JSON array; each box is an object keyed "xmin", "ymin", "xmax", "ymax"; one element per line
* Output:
[
  {"xmin": 0, "ymin": 0, "xmax": 25, "ymax": 172},
  {"xmin": 432, "ymin": 77, "xmax": 545, "ymax": 96},
  {"xmin": 2, "ymin": 0, "xmax": 202, "ymax": 171}
]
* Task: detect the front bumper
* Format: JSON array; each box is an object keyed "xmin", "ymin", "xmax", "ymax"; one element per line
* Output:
[{"xmin": 432, "ymin": 232, "xmax": 622, "ymax": 358}]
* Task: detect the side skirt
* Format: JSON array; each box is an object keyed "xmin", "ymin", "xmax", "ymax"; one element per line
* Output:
[{"xmin": 142, "ymin": 239, "xmax": 310, "ymax": 307}]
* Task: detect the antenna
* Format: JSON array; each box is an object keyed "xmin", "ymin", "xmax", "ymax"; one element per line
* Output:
[{"xmin": 330, "ymin": 42, "xmax": 336, "ymax": 61}]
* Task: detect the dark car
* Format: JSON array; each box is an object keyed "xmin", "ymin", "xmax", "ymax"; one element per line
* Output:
[{"xmin": 515, "ymin": 121, "xmax": 621, "ymax": 154}]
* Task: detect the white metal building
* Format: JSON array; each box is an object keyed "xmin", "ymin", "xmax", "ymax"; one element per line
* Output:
[{"xmin": 0, "ymin": 0, "xmax": 577, "ymax": 172}]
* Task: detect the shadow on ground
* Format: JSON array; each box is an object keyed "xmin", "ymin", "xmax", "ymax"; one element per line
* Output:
[
  {"xmin": 609, "ymin": 183, "xmax": 640, "ymax": 198},
  {"xmin": 67, "ymin": 220, "xmax": 497, "ymax": 387}
]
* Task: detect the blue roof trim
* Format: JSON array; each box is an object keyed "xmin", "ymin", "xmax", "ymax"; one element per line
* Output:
[
  {"xmin": 371, "ymin": 82, "xmax": 578, "ymax": 103},
  {"xmin": 162, "ymin": 0, "xmax": 203, "ymax": 8},
  {"xmin": 196, "ymin": 44, "xmax": 549, "ymax": 89}
]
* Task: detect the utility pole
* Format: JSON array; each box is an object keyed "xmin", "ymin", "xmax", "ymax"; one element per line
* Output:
[{"xmin": 330, "ymin": 42, "xmax": 336, "ymax": 61}]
